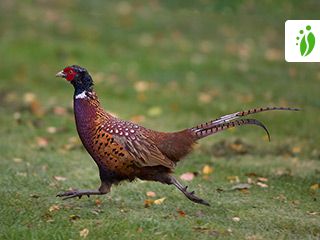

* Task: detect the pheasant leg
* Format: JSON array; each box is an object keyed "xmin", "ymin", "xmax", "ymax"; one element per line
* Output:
[
  {"xmin": 57, "ymin": 181, "xmax": 111, "ymax": 200},
  {"xmin": 170, "ymin": 176, "xmax": 210, "ymax": 206}
]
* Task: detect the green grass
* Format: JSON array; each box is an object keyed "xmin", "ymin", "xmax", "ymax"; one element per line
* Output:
[{"xmin": 0, "ymin": 0, "xmax": 319, "ymax": 239}]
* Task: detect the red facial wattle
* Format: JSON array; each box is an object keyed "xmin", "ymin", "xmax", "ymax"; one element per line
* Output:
[{"xmin": 63, "ymin": 67, "xmax": 77, "ymax": 81}]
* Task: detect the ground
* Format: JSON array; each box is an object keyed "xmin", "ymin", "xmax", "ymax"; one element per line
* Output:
[{"xmin": 0, "ymin": 1, "xmax": 319, "ymax": 239}]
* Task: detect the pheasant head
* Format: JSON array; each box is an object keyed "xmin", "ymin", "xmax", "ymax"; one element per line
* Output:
[{"xmin": 56, "ymin": 65, "xmax": 94, "ymax": 95}]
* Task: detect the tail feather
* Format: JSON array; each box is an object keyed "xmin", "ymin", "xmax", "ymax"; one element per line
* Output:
[
  {"xmin": 190, "ymin": 106, "xmax": 299, "ymax": 140},
  {"xmin": 192, "ymin": 118, "xmax": 270, "ymax": 140}
]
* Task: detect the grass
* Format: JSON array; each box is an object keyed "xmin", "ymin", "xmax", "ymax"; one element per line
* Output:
[{"xmin": 0, "ymin": 0, "xmax": 319, "ymax": 239}]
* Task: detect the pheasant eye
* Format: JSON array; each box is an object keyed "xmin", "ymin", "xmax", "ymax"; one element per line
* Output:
[{"xmin": 68, "ymin": 70, "xmax": 73, "ymax": 74}]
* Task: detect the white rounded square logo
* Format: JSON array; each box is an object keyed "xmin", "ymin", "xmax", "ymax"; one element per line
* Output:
[{"xmin": 285, "ymin": 20, "xmax": 320, "ymax": 62}]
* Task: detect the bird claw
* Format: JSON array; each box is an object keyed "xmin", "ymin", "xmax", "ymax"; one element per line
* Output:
[{"xmin": 182, "ymin": 187, "xmax": 210, "ymax": 206}]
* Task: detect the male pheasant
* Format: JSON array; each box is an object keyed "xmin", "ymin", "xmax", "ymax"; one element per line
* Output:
[{"xmin": 56, "ymin": 65, "xmax": 298, "ymax": 206}]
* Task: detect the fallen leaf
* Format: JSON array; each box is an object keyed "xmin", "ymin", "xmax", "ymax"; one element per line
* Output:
[
  {"xmin": 154, "ymin": 197, "xmax": 166, "ymax": 205},
  {"xmin": 53, "ymin": 176, "xmax": 67, "ymax": 181},
  {"xmin": 256, "ymin": 182, "xmax": 268, "ymax": 188},
  {"xmin": 134, "ymin": 81, "xmax": 150, "ymax": 92},
  {"xmin": 23, "ymin": 92, "xmax": 44, "ymax": 117},
  {"xmin": 146, "ymin": 191, "xmax": 156, "ymax": 197},
  {"xmin": 52, "ymin": 106, "xmax": 68, "ymax": 116},
  {"xmin": 291, "ymin": 146, "xmax": 301, "ymax": 154},
  {"xmin": 36, "ymin": 137, "xmax": 49, "ymax": 148},
  {"xmin": 95, "ymin": 199, "xmax": 102, "ymax": 206},
  {"xmin": 13, "ymin": 158, "xmax": 23, "ymax": 163},
  {"xmin": 227, "ymin": 176, "xmax": 240, "ymax": 183},
  {"xmin": 310, "ymin": 183, "xmax": 319, "ymax": 191},
  {"xmin": 144, "ymin": 199, "xmax": 154, "ymax": 208},
  {"xmin": 307, "ymin": 211, "xmax": 320, "ymax": 216},
  {"xmin": 147, "ymin": 106, "xmax": 162, "ymax": 117},
  {"xmin": 49, "ymin": 204, "xmax": 60, "ymax": 212},
  {"xmin": 180, "ymin": 172, "xmax": 195, "ymax": 181},
  {"xmin": 79, "ymin": 228, "xmax": 89, "ymax": 238},
  {"xmin": 177, "ymin": 209, "xmax": 186, "ymax": 217},
  {"xmin": 198, "ymin": 92, "xmax": 212, "ymax": 104},
  {"xmin": 257, "ymin": 177, "xmax": 268, "ymax": 182},
  {"xmin": 231, "ymin": 183, "xmax": 251, "ymax": 191},
  {"xmin": 232, "ymin": 217, "xmax": 240, "ymax": 222},
  {"xmin": 202, "ymin": 165, "xmax": 214, "ymax": 175},
  {"xmin": 47, "ymin": 126, "xmax": 57, "ymax": 134}
]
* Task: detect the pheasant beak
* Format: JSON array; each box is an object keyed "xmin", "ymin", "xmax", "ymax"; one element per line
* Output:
[{"xmin": 56, "ymin": 70, "xmax": 66, "ymax": 78}]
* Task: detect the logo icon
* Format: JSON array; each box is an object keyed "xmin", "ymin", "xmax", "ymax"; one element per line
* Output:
[
  {"xmin": 285, "ymin": 20, "xmax": 320, "ymax": 62},
  {"xmin": 296, "ymin": 25, "xmax": 315, "ymax": 57}
]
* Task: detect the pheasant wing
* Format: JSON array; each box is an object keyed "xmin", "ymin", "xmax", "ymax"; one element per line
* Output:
[{"xmin": 102, "ymin": 119, "xmax": 175, "ymax": 169}]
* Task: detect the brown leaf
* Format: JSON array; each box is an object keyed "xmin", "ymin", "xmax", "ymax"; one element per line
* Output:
[
  {"xmin": 146, "ymin": 191, "xmax": 156, "ymax": 197},
  {"xmin": 23, "ymin": 92, "xmax": 44, "ymax": 117},
  {"xmin": 79, "ymin": 228, "xmax": 89, "ymax": 238},
  {"xmin": 53, "ymin": 176, "xmax": 67, "ymax": 181},
  {"xmin": 134, "ymin": 81, "xmax": 150, "ymax": 92},
  {"xmin": 307, "ymin": 211, "xmax": 320, "ymax": 216},
  {"xmin": 177, "ymin": 209, "xmax": 186, "ymax": 217},
  {"xmin": 180, "ymin": 172, "xmax": 195, "ymax": 181},
  {"xmin": 36, "ymin": 137, "xmax": 49, "ymax": 148},
  {"xmin": 49, "ymin": 204, "xmax": 60, "ymax": 212},
  {"xmin": 95, "ymin": 199, "xmax": 102, "ymax": 206},
  {"xmin": 53, "ymin": 106, "xmax": 68, "ymax": 116},
  {"xmin": 257, "ymin": 177, "xmax": 268, "ymax": 182},
  {"xmin": 144, "ymin": 199, "xmax": 154, "ymax": 208},
  {"xmin": 231, "ymin": 183, "xmax": 251, "ymax": 191},
  {"xmin": 47, "ymin": 126, "xmax": 57, "ymax": 134},
  {"xmin": 256, "ymin": 182, "xmax": 268, "ymax": 188},
  {"xmin": 232, "ymin": 217, "xmax": 240, "ymax": 222},
  {"xmin": 198, "ymin": 92, "xmax": 212, "ymax": 104},
  {"xmin": 13, "ymin": 158, "xmax": 23, "ymax": 163}
]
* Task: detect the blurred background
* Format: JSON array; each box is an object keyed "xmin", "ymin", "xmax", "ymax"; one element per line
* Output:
[{"xmin": 0, "ymin": 0, "xmax": 319, "ymax": 239}]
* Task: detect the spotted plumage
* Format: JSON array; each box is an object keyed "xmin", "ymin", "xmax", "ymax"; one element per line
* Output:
[{"xmin": 56, "ymin": 65, "xmax": 299, "ymax": 206}]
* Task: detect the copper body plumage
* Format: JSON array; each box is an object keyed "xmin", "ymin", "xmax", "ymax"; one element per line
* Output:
[{"xmin": 56, "ymin": 65, "xmax": 298, "ymax": 206}]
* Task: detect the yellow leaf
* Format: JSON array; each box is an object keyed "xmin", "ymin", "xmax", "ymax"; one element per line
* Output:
[
  {"xmin": 202, "ymin": 165, "xmax": 214, "ymax": 175},
  {"xmin": 292, "ymin": 146, "xmax": 301, "ymax": 154},
  {"xmin": 227, "ymin": 176, "xmax": 240, "ymax": 183},
  {"xmin": 154, "ymin": 197, "xmax": 166, "ymax": 205},
  {"xmin": 310, "ymin": 183, "xmax": 319, "ymax": 191},
  {"xmin": 49, "ymin": 204, "xmax": 60, "ymax": 212},
  {"xmin": 147, "ymin": 106, "xmax": 162, "ymax": 117},
  {"xmin": 79, "ymin": 228, "xmax": 89, "ymax": 238}
]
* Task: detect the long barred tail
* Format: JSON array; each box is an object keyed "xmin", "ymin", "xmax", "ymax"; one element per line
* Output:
[{"xmin": 190, "ymin": 107, "xmax": 299, "ymax": 140}]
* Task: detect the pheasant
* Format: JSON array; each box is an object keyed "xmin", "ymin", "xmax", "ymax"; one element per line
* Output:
[{"xmin": 56, "ymin": 65, "xmax": 298, "ymax": 206}]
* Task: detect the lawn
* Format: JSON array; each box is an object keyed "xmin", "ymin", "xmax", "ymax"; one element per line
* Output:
[{"xmin": 0, "ymin": 0, "xmax": 319, "ymax": 239}]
